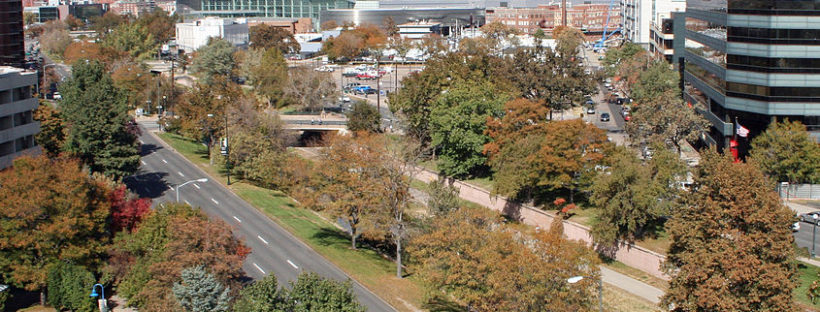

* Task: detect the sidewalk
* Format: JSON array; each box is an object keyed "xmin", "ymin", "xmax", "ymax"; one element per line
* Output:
[
  {"xmin": 601, "ymin": 266, "xmax": 663, "ymax": 304},
  {"xmin": 787, "ymin": 201, "xmax": 818, "ymax": 215}
]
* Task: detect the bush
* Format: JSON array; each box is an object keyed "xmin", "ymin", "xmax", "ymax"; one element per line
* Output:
[{"xmin": 47, "ymin": 262, "xmax": 96, "ymax": 312}]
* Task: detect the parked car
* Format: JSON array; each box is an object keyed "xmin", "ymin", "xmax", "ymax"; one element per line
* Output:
[
  {"xmin": 622, "ymin": 111, "xmax": 631, "ymax": 121},
  {"xmin": 314, "ymin": 65, "xmax": 334, "ymax": 72},
  {"xmin": 342, "ymin": 68, "xmax": 360, "ymax": 77},
  {"xmin": 800, "ymin": 211, "xmax": 820, "ymax": 223},
  {"xmin": 343, "ymin": 82, "xmax": 361, "ymax": 92},
  {"xmin": 352, "ymin": 85, "xmax": 374, "ymax": 94},
  {"xmin": 600, "ymin": 113, "xmax": 610, "ymax": 122},
  {"xmin": 794, "ymin": 221, "xmax": 801, "ymax": 232},
  {"xmin": 586, "ymin": 107, "xmax": 595, "ymax": 114}
]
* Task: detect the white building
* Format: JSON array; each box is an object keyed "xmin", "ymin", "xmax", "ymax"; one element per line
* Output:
[
  {"xmin": 0, "ymin": 67, "xmax": 40, "ymax": 169},
  {"xmin": 175, "ymin": 17, "xmax": 249, "ymax": 53},
  {"xmin": 398, "ymin": 22, "xmax": 442, "ymax": 40},
  {"xmin": 648, "ymin": 0, "xmax": 685, "ymax": 62},
  {"xmin": 622, "ymin": 0, "xmax": 686, "ymax": 49}
]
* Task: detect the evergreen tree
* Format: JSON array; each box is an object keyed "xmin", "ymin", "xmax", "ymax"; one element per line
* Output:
[
  {"xmin": 346, "ymin": 101, "xmax": 381, "ymax": 134},
  {"xmin": 192, "ymin": 38, "xmax": 236, "ymax": 85},
  {"xmin": 663, "ymin": 150, "xmax": 797, "ymax": 311},
  {"xmin": 283, "ymin": 272, "xmax": 364, "ymax": 312},
  {"xmin": 47, "ymin": 262, "xmax": 96, "ymax": 312},
  {"xmin": 173, "ymin": 266, "xmax": 231, "ymax": 312},
  {"xmin": 232, "ymin": 274, "xmax": 283, "ymax": 312},
  {"xmin": 254, "ymin": 47, "xmax": 288, "ymax": 108},
  {"xmin": 60, "ymin": 60, "xmax": 139, "ymax": 179}
]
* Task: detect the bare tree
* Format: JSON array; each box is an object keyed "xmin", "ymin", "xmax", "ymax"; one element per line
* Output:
[{"xmin": 285, "ymin": 67, "xmax": 338, "ymax": 112}]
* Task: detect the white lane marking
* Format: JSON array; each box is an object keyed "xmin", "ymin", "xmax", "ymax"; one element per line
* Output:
[
  {"xmin": 257, "ymin": 235, "xmax": 269, "ymax": 245},
  {"xmin": 139, "ymin": 139, "xmax": 144, "ymax": 144},
  {"xmin": 253, "ymin": 263, "xmax": 266, "ymax": 274},
  {"xmin": 177, "ymin": 171, "xmax": 185, "ymax": 177},
  {"xmin": 184, "ymin": 200, "xmax": 190, "ymax": 205},
  {"xmin": 211, "ymin": 198, "xmax": 219, "ymax": 205},
  {"xmin": 162, "ymin": 159, "xmax": 168, "ymax": 163},
  {"xmin": 287, "ymin": 260, "xmax": 298, "ymax": 269},
  {"xmin": 168, "ymin": 185, "xmax": 173, "ymax": 191},
  {"xmin": 193, "ymin": 183, "xmax": 201, "ymax": 189},
  {"xmin": 233, "ymin": 216, "xmax": 242, "ymax": 223},
  {"xmin": 140, "ymin": 160, "xmax": 146, "ymax": 165}
]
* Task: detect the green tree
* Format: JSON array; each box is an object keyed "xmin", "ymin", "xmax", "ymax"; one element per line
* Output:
[
  {"xmin": 192, "ymin": 38, "xmax": 236, "ymax": 85},
  {"xmin": 237, "ymin": 48, "xmax": 263, "ymax": 85},
  {"xmin": 601, "ymin": 41, "xmax": 645, "ymax": 76},
  {"xmin": 425, "ymin": 180, "xmax": 460, "ymax": 216},
  {"xmin": 283, "ymin": 272, "xmax": 364, "ymax": 312},
  {"xmin": 631, "ymin": 61, "xmax": 680, "ymax": 103},
  {"xmin": 626, "ymin": 90, "xmax": 708, "ymax": 154},
  {"xmin": 39, "ymin": 21, "xmax": 71, "ymax": 59},
  {"xmin": 254, "ymin": 47, "xmax": 288, "ymax": 108},
  {"xmin": 590, "ymin": 145, "xmax": 686, "ymax": 246},
  {"xmin": 663, "ymin": 150, "xmax": 797, "ymax": 311},
  {"xmin": 24, "ymin": 12, "xmax": 37, "ymax": 25},
  {"xmin": 47, "ymin": 262, "xmax": 96, "ymax": 312},
  {"xmin": 0, "ymin": 156, "xmax": 110, "ymax": 305},
  {"xmin": 173, "ymin": 266, "xmax": 231, "ymax": 312},
  {"xmin": 430, "ymin": 80, "xmax": 510, "ymax": 178},
  {"xmin": 232, "ymin": 274, "xmax": 283, "ymax": 312},
  {"xmin": 249, "ymin": 24, "xmax": 300, "ymax": 55},
  {"xmin": 60, "ymin": 60, "xmax": 139, "ymax": 179},
  {"xmin": 750, "ymin": 119, "xmax": 820, "ymax": 185},
  {"xmin": 33, "ymin": 102, "xmax": 66, "ymax": 158},
  {"xmin": 346, "ymin": 101, "xmax": 381, "ymax": 133},
  {"xmin": 101, "ymin": 23, "xmax": 156, "ymax": 60},
  {"xmin": 134, "ymin": 10, "xmax": 178, "ymax": 45}
]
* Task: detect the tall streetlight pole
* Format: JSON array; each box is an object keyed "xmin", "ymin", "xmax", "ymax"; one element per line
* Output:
[
  {"xmin": 224, "ymin": 108, "xmax": 231, "ymax": 185},
  {"xmin": 176, "ymin": 178, "xmax": 209, "ymax": 202},
  {"xmin": 568, "ymin": 275, "xmax": 603, "ymax": 312},
  {"xmin": 89, "ymin": 283, "xmax": 108, "ymax": 312},
  {"xmin": 813, "ymin": 214, "xmax": 818, "ymax": 258}
]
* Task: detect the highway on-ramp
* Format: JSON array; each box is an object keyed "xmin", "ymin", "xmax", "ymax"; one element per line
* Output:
[{"xmin": 125, "ymin": 125, "xmax": 396, "ymax": 312}]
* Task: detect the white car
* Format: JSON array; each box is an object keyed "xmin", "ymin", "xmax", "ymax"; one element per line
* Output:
[{"xmin": 314, "ymin": 65, "xmax": 334, "ymax": 72}]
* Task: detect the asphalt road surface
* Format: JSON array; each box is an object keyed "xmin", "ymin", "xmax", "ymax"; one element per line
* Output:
[
  {"xmin": 125, "ymin": 125, "xmax": 396, "ymax": 312},
  {"xmin": 795, "ymin": 219, "xmax": 820, "ymax": 255}
]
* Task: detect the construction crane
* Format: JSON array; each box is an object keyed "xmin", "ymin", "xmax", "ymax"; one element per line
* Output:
[{"xmin": 594, "ymin": 0, "xmax": 621, "ymax": 50}]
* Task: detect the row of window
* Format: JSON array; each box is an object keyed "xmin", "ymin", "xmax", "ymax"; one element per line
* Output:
[
  {"xmin": 727, "ymin": 54, "xmax": 820, "ymax": 73},
  {"xmin": 728, "ymin": 27, "xmax": 820, "ymax": 45},
  {"xmin": 727, "ymin": 81, "xmax": 820, "ymax": 102},
  {"xmin": 728, "ymin": 0, "xmax": 820, "ymax": 14}
]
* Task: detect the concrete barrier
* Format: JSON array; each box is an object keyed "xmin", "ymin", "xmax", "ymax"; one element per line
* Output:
[{"xmin": 414, "ymin": 168, "xmax": 669, "ymax": 280}]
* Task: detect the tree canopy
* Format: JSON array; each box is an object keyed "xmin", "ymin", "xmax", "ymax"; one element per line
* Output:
[
  {"xmin": 192, "ymin": 38, "xmax": 236, "ymax": 85},
  {"xmin": 249, "ymin": 24, "xmax": 300, "ymax": 55},
  {"xmin": 663, "ymin": 150, "xmax": 797, "ymax": 311},
  {"xmin": 750, "ymin": 119, "xmax": 820, "ymax": 185}
]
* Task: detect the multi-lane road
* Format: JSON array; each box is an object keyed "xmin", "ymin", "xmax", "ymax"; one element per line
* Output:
[{"xmin": 125, "ymin": 123, "xmax": 396, "ymax": 312}]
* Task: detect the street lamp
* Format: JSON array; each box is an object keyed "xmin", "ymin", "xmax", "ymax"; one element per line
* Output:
[
  {"xmin": 89, "ymin": 283, "xmax": 108, "ymax": 312},
  {"xmin": 568, "ymin": 275, "xmax": 603, "ymax": 312},
  {"xmin": 813, "ymin": 214, "xmax": 818, "ymax": 258},
  {"xmin": 176, "ymin": 178, "xmax": 208, "ymax": 202}
]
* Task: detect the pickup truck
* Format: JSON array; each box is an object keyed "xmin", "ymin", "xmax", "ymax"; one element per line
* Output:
[{"xmin": 352, "ymin": 86, "xmax": 376, "ymax": 94}]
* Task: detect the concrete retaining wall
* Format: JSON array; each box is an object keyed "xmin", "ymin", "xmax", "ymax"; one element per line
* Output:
[{"xmin": 414, "ymin": 168, "xmax": 669, "ymax": 280}]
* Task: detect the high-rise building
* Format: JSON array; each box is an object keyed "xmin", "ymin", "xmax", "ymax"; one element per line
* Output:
[
  {"xmin": 0, "ymin": 67, "xmax": 39, "ymax": 169},
  {"xmin": 0, "ymin": 0, "xmax": 25, "ymax": 68},
  {"xmin": 648, "ymin": 0, "xmax": 685, "ymax": 62},
  {"xmin": 681, "ymin": 0, "xmax": 820, "ymax": 152}
]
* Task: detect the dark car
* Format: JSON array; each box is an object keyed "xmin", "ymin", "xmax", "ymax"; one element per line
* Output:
[
  {"xmin": 600, "ymin": 113, "xmax": 610, "ymax": 122},
  {"xmin": 800, "ymin": 211, "xmax": 820, "ymax": 223}
]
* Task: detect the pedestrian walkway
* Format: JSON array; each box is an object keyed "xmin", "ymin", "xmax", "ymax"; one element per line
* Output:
[
  {"xmin": 601, "ymin": 266, "xmax": 663, "ymax": 304},
  {"xmin": 788, "ymin": 201, "xmax": 818, "ymax": 215}
]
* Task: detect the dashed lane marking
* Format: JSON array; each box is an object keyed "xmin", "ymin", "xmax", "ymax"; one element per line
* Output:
[
  {"xmin": 211, "ymin": 198, "xmax": 219, "ymax": 205},
  {"xmin": 287, "ymin": 260, "xmax": 298, "ymax": 270},
  {"xmin": 253, "ymin": 263, "xmax": 266, "ymax": 274},
  {"xmin": 257, "ymin": 235, "xmax": 268, "ymax": 245}
]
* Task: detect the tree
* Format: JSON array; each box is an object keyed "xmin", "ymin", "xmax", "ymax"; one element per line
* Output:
[
  {"xmin": 346, "ymin": 101, "xmax": 381, "ymax": 133},
  {"xmin": 322, "ymin": 31, "xmax": 364, "ymax": 60},
  {"xmin": 601, "ymin": 41, "xmax": 645, "ymax": 77},
  {"xmin": 63, "ymin": 41, "xmax": 103, "ymax": 64},
  {"xmin": 425, "ymin": 180, "xmax": 459, "ymax": 216},
  {"xmin": 321, "ymin": 20, "xmax": 338, "ymax": 31},
  {"xmin": 285, "ymin": 67, "xmax": 337, "ymax": 112},
  {"xmin": 47, "ymin": 262, "xmax": 96, "ymax": 312},
  {"xmin": 249, "ymin": 24, "xmax": 300, "ymax": 55},
  {"xmin": 409, "ymin": 207, "xmax": 600, "ymax": 311},
  {"xmin": 134, "ymin": 10, "xmax": 177, "ymax": 45},
  {"xmin": 236, "ymin": 48, "xmax": 263, "ymax": 86},
  {"xmin": 232, "ymin": 274, "xmax": 283, "ymax": 312},
  {"xmin": 192, "ymin": 38, "xmax": 236, "ymax": 85},
  {"xmin": 750, "ymin": 119, "xmax": 820, "ymax": 185},
  {"xmin": 173, "ymin": 266, "xmax": 231, "ymax": 312},
  {"xmin": 631, "ymin": 61, "xmax": 680, "ymax": 103},
  {"xmin": 430, "ymin": 80, "xmax": 510, "ymax": 178},
  {"xmin": 254, "ymin": 47, "xmax": 288, "ymax": 108},
  {"xmin": 101, "ymin": 23, "xmax": 156, "ymax": 60},
  {"xmin": 627, "ymin": 90, "xmax": 708, "ymax": 154},
  {"xmin": 60, "ymin": 60, "xmax": 140, "ymax": 179},
  {"xmin": 382, "ymin": 16, "xmax": 399, "ymax": 38},
  {"xmin": 64, "ymin": 15, "xmax": 84, "ymax": 30},
  {"xmin": 111, "ymin": 203, "xmax": 249, "ymax": 311},
  {"xmin": 283, "ymin": 272, "xmax": 365, "ymax": 312},
  {"xmin": 0, "ymin": 156, "xmax": 111, "ymax": 305},
  {"xmin": 590, "ymin": 145, "xmax": 686, "ymax": 247},
  {"xmin": 89, "ymin": 11, "xmax": 128, "ymax": 37},
  {"xmin": 109, "ymin": 185, "xmax": 151, "ymax": 233},
  {"xmin": 480, "ymin": 21, "xmax": 520, "ymax": 53},
  {"xmin": 33, "ymin": 103, "xmax": 66, "ymax": 158},
  {"xmin": 110, "ymin": 60, "xmax": 151, "ymax": 110},
  {"xmin": 535, "ymin": 119, "xmax": 611, "ymax": 203},
  {"xmin": 554, "ymin": 26, "xmax": 584, "ymax": 58},
  {"xmin": 24, "ymin": 12, "xmax": 37, "ymax": 25},
  {"xmin": 39, "ymin": 21, "xmax": 71, "ymax": 58},
  {"xmin": 663, "ymin": 150, "xmax": 797, "ymax": 311}
]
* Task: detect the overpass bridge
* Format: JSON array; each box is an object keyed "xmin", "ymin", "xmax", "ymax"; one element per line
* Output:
[{"xmin": 279, "ymin": 114, "xmax": 349, "ymax": 135}]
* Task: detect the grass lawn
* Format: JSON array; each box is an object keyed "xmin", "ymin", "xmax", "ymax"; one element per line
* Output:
[
  {"xmin": 18, "ymin": 306, "xmax": 57, "ymax": 312},
  {"xmin": 603, "ymin": 260, "xmax": 669, "ymax": 291},
  {"xmin": 603, "ymin": 284, "xmax": 661, "ymax": 312},
  {"xmin": 796, "ymin": 262, "xmax": 820, "ymax": 310},
  {"xmin": 154, "ymin": 132, "xmax": 425, "ymax": 312}
]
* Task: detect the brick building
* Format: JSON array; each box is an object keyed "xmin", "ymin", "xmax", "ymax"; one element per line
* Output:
[{"xmin": 485, "ymin": 4, "xmax": 621, "ymax": 36}]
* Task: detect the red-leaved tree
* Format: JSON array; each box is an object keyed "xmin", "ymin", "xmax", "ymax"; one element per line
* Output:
[{"xmin": 109, "ymin": 185, "xmax": 151, "ymax": 233}]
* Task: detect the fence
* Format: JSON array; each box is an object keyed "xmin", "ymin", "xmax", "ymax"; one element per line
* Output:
[{"xmin": 778, "ymin": 183, "xmax": 820, "ymax": 200}]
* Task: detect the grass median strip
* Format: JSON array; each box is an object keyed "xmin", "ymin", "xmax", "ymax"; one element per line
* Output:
[{"xmin": 153, "ymin": 131, "xmax": 424, "ymax": 312}]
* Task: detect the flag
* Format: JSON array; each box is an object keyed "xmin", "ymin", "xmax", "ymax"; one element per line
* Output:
[{"xmin": 736, "ymin": 122, "xmax": 749, "ymax": 138}]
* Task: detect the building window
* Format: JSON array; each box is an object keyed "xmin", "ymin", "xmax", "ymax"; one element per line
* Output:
[{"xmin": 727, "ymin": 54, "xmax": 820, "ymax": 73}]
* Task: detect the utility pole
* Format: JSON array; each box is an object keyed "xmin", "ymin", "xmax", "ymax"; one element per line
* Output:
[{"xmin": 562, "ymin": 0, "xmax": 568, "ymax": 27}]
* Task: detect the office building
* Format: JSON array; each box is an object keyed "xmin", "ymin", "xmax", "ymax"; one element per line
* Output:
[
  {"xmin": 623, "ymin": 0, "xmax": 684, "ymax": 48},
  {"xmin": 681, "ymin": 0, "xmax": 820, "ymax": 153},
  {"xmin": 175, "ymin": 17, "xmax": 249, "ymax": 52},
  {"xmin": 0, "ymin": 67, "xmax": 39, "ymax": 169},
  {"xmin": 649, "ymin": 0, "xmax": 685, "ymax": 62},
  {"xmin": 1, "ymin": 0, "xmax": 25, "ymax": 68},
  {"xmin": 177, "ymin": 0, "xmax": 351, "ymax": 25}
]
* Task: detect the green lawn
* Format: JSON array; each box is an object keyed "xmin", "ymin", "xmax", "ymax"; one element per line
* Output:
[
  {"xmin": 796, "ymin": 262, "xmax": 820, "ymax": 310},
  {"xmin": 154, "ymin": 132, "xmax": 425, "ymax": 312}
]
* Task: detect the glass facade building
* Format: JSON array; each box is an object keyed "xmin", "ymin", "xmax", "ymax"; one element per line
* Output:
[
  {"xmin": 0, "ymin": 0, "xmax": 24, "ymax": 68},
  {"xmin": 180, "ymin": 0, "xmax": 352, "ymax": 24},
  {"xmin": 681, "ymin": 0, "xmax": 820, "ymax": 151}
]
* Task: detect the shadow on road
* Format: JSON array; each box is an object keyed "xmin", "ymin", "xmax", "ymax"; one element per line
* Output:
[
  {"xmin": 124, "ymin": 171, "xmax": 171, "ymax": 199},
  {"xmin": 139, "ymin": 143, "xmax": 162, "ymax": 157}
]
